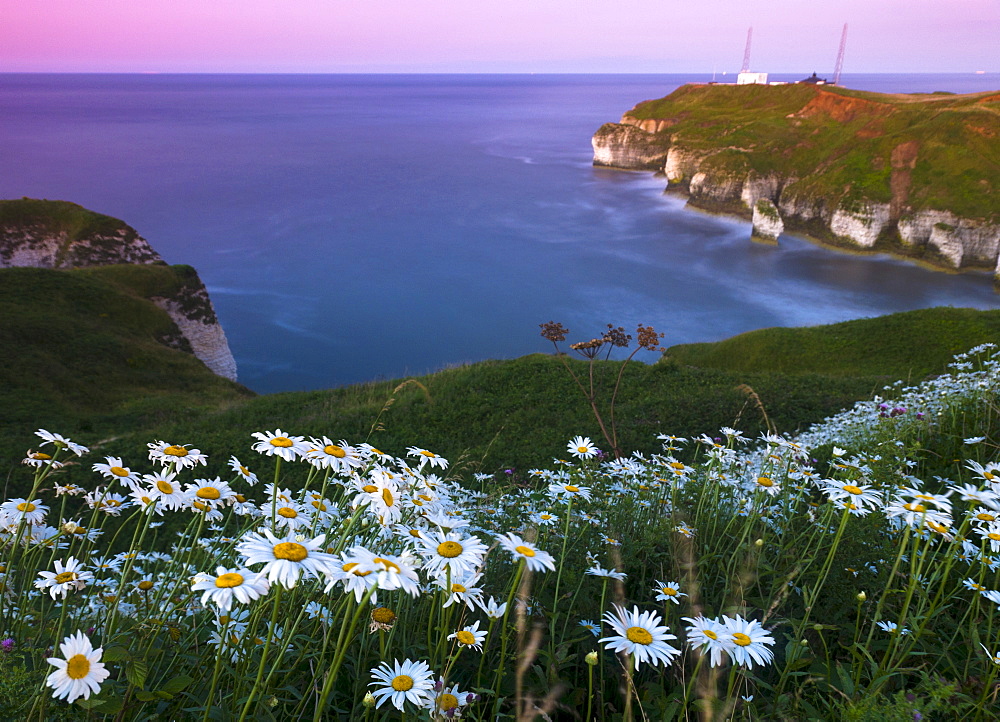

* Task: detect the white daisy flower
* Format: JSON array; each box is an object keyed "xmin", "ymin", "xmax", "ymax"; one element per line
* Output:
[
  {"xmin": 147, "ymin": 441, "xmax": 207, "ymax": 469},
  {"xmin": 599, "ymin": 604, "xmax": 680, "ymax": 668},
  {"xmin": 228, "ymin": 456, "xmax": 259, "ymax": 485},
  {"xmin": 653, "ymin": 580, "xmax": 686, "ymax": 604},
  {"xmin": 478, "ymin": 595, "xmax": 508, "ymax": 619},
  {"xmin": 191, "ymin": 566, "xmax": 270, "ymax": 611},
  {"xmin": 682, "ymin": 615, "xmax": 732, "ymax": 667},
  {"xmin": 721, "ymin": 615, "xmax": 776, "ymax": 668},
  {"xmin": 448, "ymin": 620, "xmax": 487, "ymax": 652},
  {"xmin": 305, "ymin": 438, "xmax": 364, "ymax": 473},
  {"xmin": 36, "ymin": 429, "xmax": 89, "ymax": 457},
  {"xmin": 546, "ymin": 482, "xmax": 593, "ymax": 502},
  {"xmin": 587, "ymin": 564, "xmax": 626, "ymax": 581},
  {"xmin": 567, "ymin": 436, "xmax": 598, "ymax": 459},
  {"xmin": 92, "ymin": 457, "xmax": 140, "ymax": 487},
  {"xmin": 407, "ymin": 446, "xmax": 449, "ymax": 470},
  {"xmin": 369, "ymin": 658, "xmax": 435, "ymax": 711},
  {"xmin": 416, "ymin": 530, "xmax": 488, "ymax": 578},
  {"xmin": 0, "ymin": 498, "xmax": 48, "ymax": 526},
  {"xmin": 237, "ymin": 529, "xmax": 336, "ymax": 589},
  {"xmin": 35, "ymin": 557, "xmax": 94, "ymax": 599},
  {"xmin": 250, "ymin": 429, "xmax": 308, "ymax": 461},
  {"xmin": 45, "ymin": 630, "xmax": 109, "ymax": 702},
  {"xmin": 496, "ymin": 533, "xmax": 556, "ymax": 572}
]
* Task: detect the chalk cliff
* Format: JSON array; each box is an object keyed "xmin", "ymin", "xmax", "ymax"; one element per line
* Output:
[
  {"xmin": 0, "ymin": 199, "xmax": 238, "ymax": 380},
  {"xmin": 591, "ymin": 83, "xmax": 1000, "ymax": 279}
]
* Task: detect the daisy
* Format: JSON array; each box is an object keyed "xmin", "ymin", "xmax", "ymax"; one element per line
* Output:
[
  {"xmin": 567, "ymin": 436, "xmax": 598, "ymax": 459},
  {"xmin": 0, "ymin": 498, "xmax": 48, "ymax": 526},
  {"xmin": 407, "ymin": 446, "xmax": 449, "ymax": 470},
  {"xmin": 305, "ymin": 438, "xmax": 364, "ymax": 474},
  {"xmin": 478, "ymin": 596, "xmax": 508, "ymax": 619},
  {"xmin": 448, "ymin": 620, "xmax": 487, "ymax": 652},
  {"xmin": 191, "ymin": 566, "xmax": 270, "ymax": 611},
  {"xmin": 683, "ymin": 615, "xmax": 732, "ymax": 667},
  {"xmin": 228, "ymin": 456, "xmax": 259, "ymax": 485},
  {"xmin": 823, "ymin": 481, "xmax": 883, "ymax": 511},
  {"xmin": 141, "ymin": 471, "xmax": 190, "ymax": 512},
  {"xmin": 185, "ymin": 478, "xmax": 236, "ymax": 510},
  {"xmin": 981, "ymin": 643, "xmax": 1000, "ymax": 666},
  {"xmin": 427, "ymin": 682, "xmax": 472, "ymax": 720},
  {"xmin": 45, "ymin": 630, "xmax": 109, "ymax": 702},
  {"xmin": 349, "ymin": 547, "xmax": 422, "ymax": 597},
  {"xmin": 579, "ymin": 619, "xmax": 601, "ymax": 636},
  {"xmin": 416, "ymin": 530, "xmax": 488, "ymax": 578},
  {"xmin": 547, "ymin": 482, "xmax": 593, "ymax": 502},
  {"xmin": 35, "ymin": 557, "xmax": 94, "ymax": 599},
  {"xmin": 251, "ymin": 429, "xmax": 308, "ymax": 462},
  {"xmin": 438, "ymin": 571, "xmax": 485, "ymax": 610},
  {"xmin": 237, "ymin": 529, "xmax": 336, "ymax": 589},
  {"xmin": 496, "ymin": 533, "xmax": 556, "ymax": 572},
  {"xmin": 369, "ymin": 658, "xmax": 435, "ymax": 711},
  {"xmin": 876, "ymin": 620, "xmax": 910, "ymax": 635},
  {"xmin": 22, "ymin": 450, "xmax": 64, "ymax": 469},
  {"xmin": 147, "ymin": 441, "xmax": 207, "ymax": 469},
  {"xmin": 654, "ymin": 580, "xmax": 687, "ymax": 604},
  {"xmin": 92, "ymin": 457, "xmax": 140, "ymax": 487},
  {"xmin": 36, "ymin": 429, "xmax": 89, "ymax": 457},
  {"xmin": 721, "ymin": 615, "xmax": 776, "ymax": 668},
  {"xmin": 599, "ymin": 605, "xmax": 680, "ymax": 668},
  {"xmin": 587, "ymin": 564, "xmax": 626, "ymax": 581}
]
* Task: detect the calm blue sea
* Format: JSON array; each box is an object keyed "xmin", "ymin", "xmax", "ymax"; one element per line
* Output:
[{"xmin": 2, "ymin": 72, "xmax": 999, "ymax": 393}]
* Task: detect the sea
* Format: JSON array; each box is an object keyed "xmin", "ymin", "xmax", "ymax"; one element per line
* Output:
[{"xmin": 2, "ymin": 72, "xmax": 998, "ymax": 393}]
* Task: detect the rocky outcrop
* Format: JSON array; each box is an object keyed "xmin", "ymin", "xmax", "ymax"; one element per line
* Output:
[
  {"xmin": 592, "ymin": 83, "xmax": 1000, "ymax": 279},
  {"xmin": 0, "ymin": 199, "xmax": 238, "ymax": 380},
  {"xmin": 592, "ymin": 123, "xmax": 670, "ymax": 170}
]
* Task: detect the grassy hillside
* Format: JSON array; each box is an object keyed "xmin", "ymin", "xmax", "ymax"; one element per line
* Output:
[
  {"xmin": 0, "ymin": 265, "xmax": 252, "ymax": 470},
  {"xmin": 623, "ymin": 83, "xmax": 1000, "ymax": 220},
  {"xmin": 666, "ymin": 307, "xmax": 1000, "ymax": 378}
]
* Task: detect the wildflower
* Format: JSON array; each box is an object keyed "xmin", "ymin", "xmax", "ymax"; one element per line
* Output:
[
  {"xmin": 349, "ymin": 547, "xmax": 422, "ymax": 597},
  {"xmin": 237, "ymin": 529, "xmax": 336, "ymax": 589},
  {"xmin": 250, "ymin": 429, "xmax": 308, "ymax": 461},
  {"xmin": 36, "ymin": 429, "xmax": 89, "ymax": 457},
  {"xmin": 579, "ymin": 620, "xmax": 601, "ymax": 636},
  {"xmin": 22, "ymin": 450, "xmax": 64, "ymax": 469},
  {"xmin": 587, "ymin": 564, "xmax": 626, "ymax": 581},
  {"xmin": 407, "ymin": 446, "xmax": 449, "ymax": 470},
  {"xmin": 45, "ymin": 631, "xmax": 109, "ymax": 702},
  {"xmin": 35, "ymin": 557, "xmax": 94, "ymax": 599},
  {"xmin": 228, "ymin": 456, "xmax": 259, "ymax": 485},
  {"xmin": 370, "ymin": 606, "xmax": 397, "ymax": 632},
  {"xmin": 567, "ymin": 436, "xmax": 598, "ymax": 459},
  {"xmin": 427, "ymin": 681, "xmax": 472, "ymax": 720},
  {"xmin": 478, "ymin": 596, "xmax": 507, "ymax": 619},
  {"xmin": 439, "ymin": 571, "xmax": 485, "ymax": 610},
  {"xmin": 823, "ymin": 481, "xmax": 882, "ymax": 511},
  {"xmin": 683, "ymin": 615, "xmax": 732, "ymax": 667},
  {"xmin": 547, "ymin": 481, "xmax": 593, "ymax": 502},
  {"xmin": 448, "ymin": 620, "xmax": 487, "ymax": 652},
  {"xmin": 369, "ymin": 658, "xmax": 435, "ymax": 711},
  {"xmin": 0, "ymin": 498, "xmax": 48, "ymax": 526},
  {"xmin": 654, "ymin": 580, "xmax": 687, "ymax": 604},
  {"xmin": 191, "ymin": 566, "xmax": 270, "ymax": 611},
  {"xmin": 876, "ymin": 620, "xmax": 910, "ymax": 635},
  {"xmin": 141, "ymin": 471, "xmax": 190, "ymax": 512},
  {"xmin": 599, "ymin": 605, "xmax": 680, "ymax": 668},
  {"xmin": 185, "ymin": 478, "xmax": 236, "ymax": 510},
  {"xmin": 416, "ymin": 531, "xmax": 488, "ymax": 578},
  {"xmin": 981, "ymin": 643, "xmax": 1000, "ymax": 666},
  {"xmin": 496, "ymin": 533, "xmax": 556, "ymax": 572},
  {"xmin": 147, "ymin": 441, "xmax": 207, "ymax": 469},
  {"xmin": 721, "ymin": 615, "xmax": 775, "ymax": 668}
]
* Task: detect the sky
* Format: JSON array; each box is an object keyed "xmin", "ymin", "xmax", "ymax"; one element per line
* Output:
[{"xmin": 4, "ymin": 0, "xmax": 998, "ymax": 74}]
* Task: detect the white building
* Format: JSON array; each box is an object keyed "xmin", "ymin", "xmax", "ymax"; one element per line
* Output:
[{"xmin": 737, "ymin": 72, "xmax": 769, "ymax": 85}]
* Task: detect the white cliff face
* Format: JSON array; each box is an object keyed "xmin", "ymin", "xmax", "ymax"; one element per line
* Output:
[
  {"xmin": 592, "ymin": 123, "xmax": 670, "ymax": 170},
  {"xmin": 752, "ymin": 199, "xmax": 784, "ymax": 241},
  {"xmin": 740, "ymin": 174, "xmax": 784, "ymax": 212},
  {"xmin": 152, "ymin": 296, "xmax": 238, "ymax": 381},
  {"xmin": 830, "ymin": 203, "xmax": 892, "ymax": 248},
  {"xmin": 0, "ymin": 228, "xmax": 163, "ymax": 268}
]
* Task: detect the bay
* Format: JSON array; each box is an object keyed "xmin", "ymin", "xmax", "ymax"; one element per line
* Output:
[{"xmin": 2, "ymin": 72, "xmax": 998, "ymax": 393}]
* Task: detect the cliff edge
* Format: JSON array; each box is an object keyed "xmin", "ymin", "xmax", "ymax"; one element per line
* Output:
[
  {"xmin": 592, "ymin": 83, "xmax": 1000, "ymax": 276},
  {"xmin": 0, "ymin": 199, "xmax": 238, "ymax": 380}
]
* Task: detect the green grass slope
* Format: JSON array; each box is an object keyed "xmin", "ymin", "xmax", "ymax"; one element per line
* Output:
[
  {"xmin": 0, "ymin": 265, "xmax": 252, "ymax": 469},
  {"xmin": 665, "ymin": 307, "xmax": 1000, "ymax": 379}
]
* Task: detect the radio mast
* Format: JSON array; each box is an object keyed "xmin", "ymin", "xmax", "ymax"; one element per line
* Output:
[
  {"xmin": 833, "ymin": 24, "xmax": 848, "ymax": 85},
  {"xmin": 741, "ymin": 27, "xmax": 753, "ymax": 73}
]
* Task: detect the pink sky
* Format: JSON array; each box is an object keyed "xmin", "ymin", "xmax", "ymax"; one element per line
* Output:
[{"xmin": 4, "ymin": 0, "xmax": 998, "ymax": 73}]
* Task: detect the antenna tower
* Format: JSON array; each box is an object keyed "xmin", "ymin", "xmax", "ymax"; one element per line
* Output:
[
  {"xmin": 741, "ymin": 27, "xmax": 753, "ymax": 73},
  {"xmin": 833, "ymin": 24, "xmax": 848, "ymax": 85}
]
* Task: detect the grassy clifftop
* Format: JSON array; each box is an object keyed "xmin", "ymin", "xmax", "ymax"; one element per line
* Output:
[{"xmin": 622, "ymin": 83, "xmax": 999, "ymax": 220}]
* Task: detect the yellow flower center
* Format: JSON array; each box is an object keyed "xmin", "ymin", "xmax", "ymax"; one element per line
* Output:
[
  {"xmin": 540, "ymin": 514, "xmax": 552, "ymax": 520},
  {"xmin": 733, "ymin": 632, "xmax": 752, "ymax": 647},
  {"xmin": 164, "ymin": 445, "xmax": 189, "ymax": 457},
  {"xmin": 235, "ymin": 494, "xmax": 247, "ymax": 503},
  {"xmin": 269, "ymin": 437, "xmax": 294, "ymax": 448},
  {"xmin": 197, "ymin": 487, "xmax": 221, "ymax": 500},
  {"xmin": 662, "ymin": 587, "xmax": 677, "ymax": 596},
  {"xmin": 408, "ymin": 529, "xmax": 421, "ymax": 537},
  {"xmin": 66, "ymin": 654, "xmax": 90, "ymax": 680},
  {"xmin": 362, "ymin": 484, "xmax": 377, "ymax": 493},
  {"xmin": 110, "ymin": 466, "xmax": 129, "ymax": 477},
  {"xmin": 977, "ymin": 513, "xmax": 996, "ymax": 521},
  {"xmin": 343, "ymin": 562, "xmax": 371, "ymax": 577},
  {"xmin": 371, "ymin": 607, "xmax": 396, "ymax": 624},
  {"xmin": 625, "ymin": 627, "xmax": 653, "ymax": 645},
  {"xmin": 670, "ymin": 462, "xmax": 685, "ymax": 470},
  {"xmin": 843, "ymin": 485, "xmax": 863, "ymax": 495},
  {"xmin": 438, "ymin": 692, "xmax": 459, "ymax": 710},
  {"xmin": 704, "ymin": 629, "xmax": 718, "ymax": 640},
  {"xmin": 273, "ymin": 542, "xmax": 308, "ymax": 562},
  {"xmin": 277, "ymin": 507, "xmax": 298, "ymax": 518},
  {"xmin": 374, "ymin": 557, "xmax": 401, "ymax": 573},
  {"xmin": 382, "ymin": 488, "xmax": 395, "ymax": 507},
  {"xmin": 138, "ymin": 580, "xmax": 154, "ymax": 591},
  {"xmin": 451, "ymin": 583, "xmax": 467, "ymax": 593},
  {"xmin": 239, "ymin": 465, "xmax": 251, "ymax": 475},
  {"xmin": 756, "ymin": 477, "xmax": 774, "ymax": 488},
  {"xmin": 437, "ymin": 541, "xmax": 463, "ymax": 558},
  {"xmin": 986, "ymin": 472, "xmax": 996, "ymax": 480},
  {"xmin": 456, "ymin": 630, "xmax": 477, "ymax": 645},
  {"xmin": 324, "ymin": 444, "xmax": 346, "ymax": 458},
  {"xmin": 903, "ymin": 502, "xmax": 927, "ymax": 513},
  {"xmin": 214, "ymin": 572, "xmax": 244, "ymax": 588},
  {"xmin": 311, "ymin": 501, "xmax": 327, "ymax": 511},
  {"xmin": 31, "ymin": 452, "xmax": 52, "ymax": 460},
  {"xmin": 16, "ymin": 502, "xmax": 36, "ymax": 513},
  {"xmin": 577, "ymin": 446, "xmax": 589, "ymax": 453},
  {"xmin": 989, "ymin": 533, "xmax": 1000, "ymax": 542},
  {"xmin": 391, "ymin": 675, "xmax": 413, "ymax": 692},
  {"xmin": 515, "ymin": 545, "xmax": 536, "ymax": 557},
  {"xmin": 420, "ymin": 450, "xmax": 437, "ymax": 457},
  {"xmin": 54, "ymin": 571, "xmax": 77, "ymax": 584},
  {"xmin": 156, "ymin": 480, "xmax": 175, "ymax": 495},
  {"xmin": 564, "ymin": 485, "xmax": 579, "ymax": 493}
]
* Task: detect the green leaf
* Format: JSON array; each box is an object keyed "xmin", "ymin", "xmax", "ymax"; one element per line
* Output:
[
  {"xmin": 125, "ymin": 658, "xmax": 148, "ymax": 689},
  {"xmin": 161, "ymin": 674, "xmax": 195, "ymax": 694},
  {"xmin": 101, "ymin": 645, "xmax": 129, "ymax": 663},
  {"xmin": 135, "ymin": 690, "xmax": 158, "ymax": 702}
]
